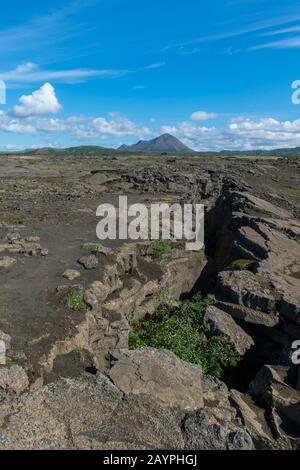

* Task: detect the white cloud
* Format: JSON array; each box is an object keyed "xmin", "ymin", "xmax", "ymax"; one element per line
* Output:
[
  {"xmin": 145, "ymin": 62, "xmax": 165, "ymax": 69},
  {"xmin": 227, "ymin": 117, "xmax": 300, "ymax": 147},
  {"xmin": 164, "ymin": 13, "xmax": 300, "ymax": 52},
  {"xmin": 15, "ymin": 62, "xmax": 38, "ymax": 74},
  {"xmin": 161, "ymin": 116, "xmax": 300, "ymax": 151},
  {"xmin": 92, "ymin": 113, "xmax": 151, "ymax": 138},
  {"xmin": 190, "ymin": 111, "xmax": 218, "ymax": 121},
  {"xmin": 0, "ymin": 63, "xmax": 128, "ymax": 86},
  {"xmin": 32, "ymin": 117, "xmax": 66, "ymax": 132},
  {"xmin": 2, "ymin": 144, "xmax": 23, "ymax": 151},
  {"xmin": 4, "ymin": 83, "xmax": 300, "ymax": 151},
  {"xmin": 1, "ymin": 120, "xmax": 36, "ymax": 134},
  {"xmin": 12, "ymin": 83, "xmax": 62, "ymax": 117},
  {"xmin": 0, "ymin": 2, "xmax": 91, "ymax": 54},
  {"xmin": 251, "ymin": 35, "xmax": 300, "ymax": 50}
]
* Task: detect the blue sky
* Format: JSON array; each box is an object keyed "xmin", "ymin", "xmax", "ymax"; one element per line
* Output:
[{"xmin": 1, "ymin": 0, "xmax": 300, "ymax": 151}]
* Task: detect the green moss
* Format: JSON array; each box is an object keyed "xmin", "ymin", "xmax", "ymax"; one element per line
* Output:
[
  {"xmin": 3, "ymin": 184, "xmax": 15, "ymax": 192},
  {"xmin": 244, "ymin": 207, "xmax": 273, "ymax": 218},
  {"xmin": 0, "ymin": 215, "xmax": 24, "ymax": 224},
  {"xmin": 5, "ymin": 358, "xmax": 17, "ymax": 367},
  {"xmin": 255, "ymin": 274, "xmax": 273, "ymax": 292},
  {"xmin": 67, "ymin": 292, "xmax": 87, "ymax": 311},
  {"xmin": 129, "ymin": 294, "xmax": 240, "ymax": 378},
  {"xmin": 81, "ymin": 243, "xmax": 99, "ymax": 252},
  {"xmin": 231, "ymin": 259, "xmax": 254, "ymax": 271},
  {"xmin": 151, "ymin": 240, "xmax": 171, "ymax": 261}
]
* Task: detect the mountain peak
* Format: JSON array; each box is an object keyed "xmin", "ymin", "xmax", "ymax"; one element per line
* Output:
[{"xmin": 118, "ymin": 134, "xmax": 194, "ymax": 154}]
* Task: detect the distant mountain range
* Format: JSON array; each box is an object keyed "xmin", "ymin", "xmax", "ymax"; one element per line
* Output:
[
  {"xmin": 1, "ymin": 134, "xmax": 300, "ymax": 157},
  {"xmin": 118, "ymin": 133, "xmax": 194, "ymax": 154}
]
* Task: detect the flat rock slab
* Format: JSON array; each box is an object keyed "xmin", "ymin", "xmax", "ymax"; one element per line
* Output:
[
  {"xmin": 109, "ymin": 348, "xmax": 204, "ymax": 411},
  {"xmin": 0, "ymin": 375, "xmax": 184, "ymax": 450},
  {"xmin": 217, "ymin": 270, "xmax": 276, "ymax": 313}
]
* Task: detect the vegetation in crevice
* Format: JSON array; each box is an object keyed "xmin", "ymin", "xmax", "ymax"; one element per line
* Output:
[
  {"xmin": 230, "ymin": 258, "xmax": 255, "ymax": 270},
  {"xmin": 129, "ymin": 294, "xmax": 240, "ymax": 378}
]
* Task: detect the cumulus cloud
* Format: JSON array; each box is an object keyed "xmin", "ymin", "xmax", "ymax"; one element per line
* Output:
[
  {"xmin": 0, "ymin": 119, "xmax": 36, "ymax": 134},
  {"xmin": 12, "ymin": 83, "xmax": 62, "ymax": 117},
  {"xmin": 4, "ymin": 84, "xmax": 300, "ymax": 150},
  {"xmin": 161, "ymin": 116, "xmax": 300, "ymax": 151},
  {"xmin": 1, "ymin": 86, "xmax": 152, "ymax": 142},
  {"xmin": 92, "ymin": 113, "xmax": 151, "ymax": 138},
  {"xmin": 190, "ymin": 111, "xmax": 218, "ymax": 121}
]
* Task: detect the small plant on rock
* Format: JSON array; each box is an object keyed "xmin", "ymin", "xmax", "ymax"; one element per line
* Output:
[
  {"xmin": 67, "ymin": 291, "xmax": 87, "ymax": 311},
  {"xmin": 151, "ymin": 239, "xmax": 170, "ymax": 261},
  {"xmin": 81, "ymin": 243, "xmax": 99, "ymax": 253}
]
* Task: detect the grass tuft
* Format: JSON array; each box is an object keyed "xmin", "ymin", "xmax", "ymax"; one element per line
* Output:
[
  {"xmin": 67, "ymin": 291, "xmax": 87, "ymax": 311},
  {"xmin": 81, "ymin": 243, "xmax": 99, "ymax": 252}
]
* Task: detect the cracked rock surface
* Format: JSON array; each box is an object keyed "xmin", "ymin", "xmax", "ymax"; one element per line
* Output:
[{"xmin": 0, "ymin": 153, "xmax": 299, "ymax": 449}]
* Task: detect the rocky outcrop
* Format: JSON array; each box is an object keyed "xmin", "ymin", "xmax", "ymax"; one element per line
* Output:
[
  {"xmin": 217, "ymin": 271, "xmax": 277, "ymax": 314},
  {"xmin": 0, "ymin": 359, "xmax": 253, "ymax": 450},
  {"xmin": 0, "ymin": 158, "xmax": 299, "ymax": 451},
  {"xmin": 204, "ymin": 186, "xmax": 300, "ymax": 449},
  {"xmin": 211, "ymin": 187, "xmax": 300, "ymax": 364},
  {"xmin": 182, "ymin": 408, "xmax": 253, "ymax": 450},
  {"xmin": 247, "ymin": 365, "xmax": 300, "ymax": 447}
]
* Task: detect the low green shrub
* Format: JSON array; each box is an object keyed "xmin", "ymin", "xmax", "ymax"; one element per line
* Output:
[{"xmin": 129, "ymin": 294, "xmax": 240, "ymax": 378}]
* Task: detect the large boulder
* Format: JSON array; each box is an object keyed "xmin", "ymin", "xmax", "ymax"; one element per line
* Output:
[
  {"xmin": 109, "ymin": 348, "xmax": 204, "ymax": 411},
  {"xmin": 204, "ymin": 305, "xmax": 254, "ymax": 355},
  {"xmin": 0, "ymin": 365, "xmax": 29, "ymax": 396}
]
